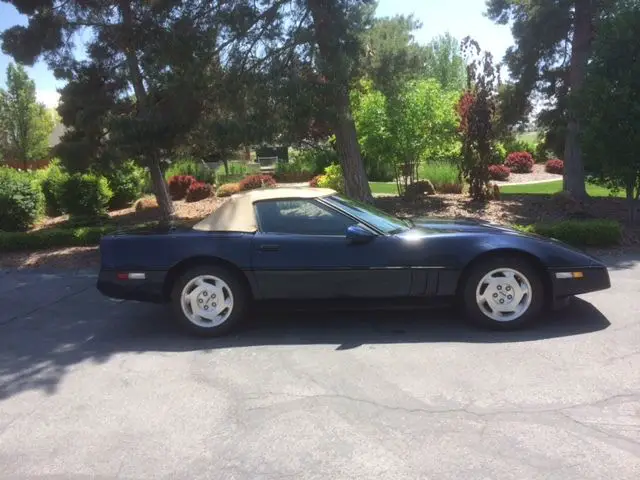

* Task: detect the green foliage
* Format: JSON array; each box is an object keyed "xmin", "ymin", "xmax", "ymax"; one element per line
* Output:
[
  {"xmin": 352, "ymin": 78, "xmax": 460, "ymax": 188},
  {"xmin": 289, "ymin": 147, "xmax": 339, "ymax": 175},
  {"xmin": 503, "ymin": 137, "xmax": 537, "ymax": 159},
  {"xmin": 423, "ymin": 33, "xmax": 466, "ymax": 92},
  {"xmin": 164, "ymin": 158, "xmax": 216, "ymax": 185},
  {"xmin": 515, "ymin": 220, "xmax": 622, "ymax": 247},
  {"xmin": 60, "ymin": 173, "xmax": 113, "ymax": 220},
  {"xmin": 418, "ymin": 161, "xmax": 461, "ymax": 190},
  {"xmin": 274, "ymin": 159, "xmax": 315, "ymax": 182},
  {"xmin": 0, "ymin": 167, "xmax": 44, "ymax": 232},
  {"xmin": 106, "ymin": 160, "xmax": 146, "ymax": 210},
  {"xmin": 0, "ymin": 225, "xmax": 115, "ymax": 252},
  {"xmin": 578, "ymin": 0, "xmax": 640, "ymax": 223},
  {"xmin": 491, "ymin": 142, "xmax": 507, "ymax": 164},
  {"xmin": 0, "ymin": 63, "xmax": 55, "ymax": 168},
  {"xmin": 37, "ymin": 159, "xmax": 69, "ymax": 216},
  {"xmin": 317, "ymin": 164, "xmax": 345, "ymax": 193},
  {"xmin": 359, "ymin": 15, "xmax": 429, "ymax": 95},
  {"xmin": 215, "ymin": 162, "xmax": 260, "ymax": 184}
]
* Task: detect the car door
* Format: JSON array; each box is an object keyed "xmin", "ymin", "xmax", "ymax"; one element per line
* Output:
[{"xmin": 250, "ymin": 198, "xmax": 413, "ymax": 299}]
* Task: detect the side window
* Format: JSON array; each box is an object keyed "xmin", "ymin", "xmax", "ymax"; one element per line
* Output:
[{"xmin": 255, "ymin": 199, "xmax": 355, "ymax": 235}]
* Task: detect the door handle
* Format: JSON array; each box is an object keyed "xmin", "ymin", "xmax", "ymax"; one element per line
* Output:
[{"xmin": 258, "ymin": 244, "xmax": 280, "ymax": 252}]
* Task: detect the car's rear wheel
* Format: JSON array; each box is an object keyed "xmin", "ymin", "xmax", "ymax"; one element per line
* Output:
[
  {"xmin": 171, "ymin": 265, "xmax": 248, "ymax": 337},
  {"xmin": 462, "ymin": 256, "xmax": 545, "ymax": 330}
]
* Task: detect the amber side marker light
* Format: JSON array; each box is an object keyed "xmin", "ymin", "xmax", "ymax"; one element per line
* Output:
[{"xmin": 555, "ymin": 272, "xmax": 584, "ymax": 279}]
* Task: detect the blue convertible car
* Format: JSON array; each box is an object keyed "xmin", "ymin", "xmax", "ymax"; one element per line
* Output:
[{"xmin": 97, "ymin": 187, "xmax": 611, "ymax": 336}]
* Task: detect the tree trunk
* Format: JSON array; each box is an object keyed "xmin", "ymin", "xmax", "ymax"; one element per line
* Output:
[
  {"xmin": 563, "ymin": 0, "xmax": 593, "ymax": 200},
  {"xmin": 333, "ymin": 88, "xmax": 374, "ymax": 201},
  {"xmin": 626, "ymin": 176, "xmax": 639, "ymax": 225},
  {"xmin": 119, "ymin": 0, "xmax": 174, "ymax": 222},
  {"xmin": 307, "ymin": 0, "xmax": 373, "ymax": 203}
]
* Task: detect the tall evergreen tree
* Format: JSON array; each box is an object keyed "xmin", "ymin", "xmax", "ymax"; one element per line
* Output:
[
  {"xmin": 1, "ymin": 0, "xmax": 288, "ymax": 221},
  {"xmin": 486, "ymin": 0, "xmax": 614, "ymax": 199},
  {"xmin": 306, "ymin": 0, "xmax": 375, "ymax": 202}
]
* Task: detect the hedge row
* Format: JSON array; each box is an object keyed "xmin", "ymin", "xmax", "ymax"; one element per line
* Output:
[
  {"xmin": 0, "ymin": 218, "xmax": 622, "ymax": 254},
  {"xmin": 0, "ymin": 226, "xmax": 116, "ymax": 252},
  {"xmin": 514, "ymin": 219, "xmax": 622, "ymax": 247}
]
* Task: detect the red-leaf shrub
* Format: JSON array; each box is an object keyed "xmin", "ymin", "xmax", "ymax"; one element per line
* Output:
[
  {"xmin": 504, "ymin": 152, "xmax": 534, "ymax": 173},
  {"xmin": 488, "ymin": 164, "xmax": 511, "ymax": 181},
  {"xmin": 309, "ymin": 175, "xmax": 324, "ymax": 187},
  {"xmin": 238, "ymin": 174, "xmax": 276, "ymax": 192},
  {"xmin": 168, "ymin": 175, "xmax": 196, "ymax": 200},
  {"xmin": 185, "ymin": 182, "xmax": 212, "ymax": 202},
  {"xmin": 545, "ymin": 159, "xmax": 564, "ymax": 174}
]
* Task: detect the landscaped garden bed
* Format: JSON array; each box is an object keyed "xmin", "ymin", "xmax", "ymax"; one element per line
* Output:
[{"xmin": 2, "ymin": 190, "xmax": 637, "ymax": 270}]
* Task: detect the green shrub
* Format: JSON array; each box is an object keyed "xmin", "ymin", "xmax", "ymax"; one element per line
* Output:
[
  {"xmin": 317, "ymin": 164, "xmax": 345, "ymax": 193},
  {"xmin": 491, "ymin": 142, "xmax": 508, "ymax": 164},
  {"xmin": 215, "ymin": 161, "xmax": 255, "ymax": 184},
  {"xmin": 164, "ymin": 158, "xmax": 216, "ymax": 184},
  {"xmin": 274, "ymin": 159, "xmax": 315, "ymax": 182},
  {"xmin": 0, "ymin": 167, "xmax": 45, "ymax": 232},
  {"xmin": 60, "ymin": 173, "xmax": 113, "ymax": 220},
  {"xmin": 515, "ymin": 219, "xmax": 622, "ymax": 247},
  {"xmin": 419, "ymin": 161, "xmax": 460, "ymax": 191},
  {"xmin": 0, "ymin": 225, "xmax": 115, "ymax": 252},
  {"xmin": 37, "ymin": 159, "xmax": 69, "ymax": 216},
  {"xmin": 504, "ymin": 138, "xmax": 537, "ymax": 159},
  {"xmin": 290, "ymin": 147, "xmax": 338, "ymax": 175},
  {"xmin": 107, "ymin": 160, "xmax": 146, "ymax": 210}
]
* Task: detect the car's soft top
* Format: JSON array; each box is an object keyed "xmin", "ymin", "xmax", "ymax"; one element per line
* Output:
[{"xmin": 192, "ymin": 187, "xmax": 336, "ymax": 233}]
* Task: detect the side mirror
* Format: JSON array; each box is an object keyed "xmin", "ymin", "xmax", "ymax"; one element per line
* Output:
[{"xmin": 346, "ymin": 224, "xmax": 376, "ymax": 244}]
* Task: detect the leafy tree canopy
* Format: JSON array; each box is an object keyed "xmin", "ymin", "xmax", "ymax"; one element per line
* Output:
[
  {"xmin": 0, "ymin": 63, "xmax": 55, "ymax": 168},
  {"xmin": 578, "ymin": 0, "xmax": 640, "ymax": 223}
]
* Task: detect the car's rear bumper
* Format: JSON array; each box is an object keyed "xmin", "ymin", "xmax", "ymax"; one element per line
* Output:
[
  {"xmin": 549, "ymin": 265, "xmax": 611, "ymax": 298},
  {"xmin": 97, "ymin": 270, "xmax": 167, "ymax": 303}
]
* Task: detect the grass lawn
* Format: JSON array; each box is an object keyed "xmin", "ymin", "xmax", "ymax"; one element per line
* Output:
[
  {"xmin": 500, "ymin": 180, "xmax": 624, "ymax": 198},
  {"xmin": 369, "ymin": 182, "xmax": 399, "ymax": 195}
]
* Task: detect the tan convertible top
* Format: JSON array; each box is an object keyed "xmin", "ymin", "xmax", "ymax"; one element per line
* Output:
[{"xmin": 192, "ymin": 187, "xmax": 337, "ymax": 232}]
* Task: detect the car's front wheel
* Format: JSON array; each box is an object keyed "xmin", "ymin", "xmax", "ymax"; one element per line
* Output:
[
  {"xmin": 462, "ymin": 256, "xmax": 545, "ymax": 330},
  {"xmin": 171, "ymin": 265, "xmax": 248, "ymax": 337}
]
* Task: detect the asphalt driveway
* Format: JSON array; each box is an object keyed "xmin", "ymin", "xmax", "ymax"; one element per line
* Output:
[{"xmin": 1, "ymin": 255, "xmax": 639, "ymax": 479}]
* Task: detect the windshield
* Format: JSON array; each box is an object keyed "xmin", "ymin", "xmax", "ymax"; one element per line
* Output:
[{"xmin": 324, "ymin": 195, "xmax": 411, "ymax": 235}]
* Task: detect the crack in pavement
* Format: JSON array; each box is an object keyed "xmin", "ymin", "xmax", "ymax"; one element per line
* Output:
[{"xmin": 245, "ymin": 392, "xmax": 640, "ymax": 419}]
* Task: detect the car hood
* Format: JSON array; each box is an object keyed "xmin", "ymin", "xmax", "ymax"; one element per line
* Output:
[
  {"xmin": 401, "ymin": 217, "xmax": 562, "ymax": 244},
  {"xmin": 406, "ymin": 217, "xmax": 515, "ymax": 235}
]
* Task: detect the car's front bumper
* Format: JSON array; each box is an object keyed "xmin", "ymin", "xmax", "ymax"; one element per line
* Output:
[
  {"xmin": 549, "ymin": 265, "xmax": 611, "ymax": 298},
  {"xmin": 97, "ymin": 270, "xmax": 168, "ymax": 303}
]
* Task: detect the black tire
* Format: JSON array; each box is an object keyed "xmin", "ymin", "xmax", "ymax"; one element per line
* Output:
[
  {"xmin": 461, "ymin": 255, "xmax": 545, "ymax": 330},
  {"xmin": 171, "ymin": 265, "xmax": 249, "ymax": 337}
]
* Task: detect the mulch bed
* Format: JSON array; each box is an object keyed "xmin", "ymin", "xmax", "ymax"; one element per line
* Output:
[
  {"xmin": 2, "ymin": 192, "xmax": 638, "ymax": 270},
  {"xmin": 494, "ymin": 163, "xmax": 561, "ymax": 185}
]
